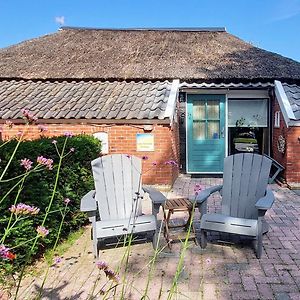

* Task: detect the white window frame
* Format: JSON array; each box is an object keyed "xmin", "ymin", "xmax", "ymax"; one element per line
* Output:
[{"xmin": 274, "ymin": 111, "xmax": 280, "ymax": 128}]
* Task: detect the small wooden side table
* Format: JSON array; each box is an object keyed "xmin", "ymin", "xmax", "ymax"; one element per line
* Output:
[{"xmin": 163, "ymin": 198, "xmax": 196, "ymax": 248}]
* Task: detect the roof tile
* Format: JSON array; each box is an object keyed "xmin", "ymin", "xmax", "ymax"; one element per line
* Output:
[{"xmin": 282, "ymin": 83, "xmax": 300, "ymax": 120}]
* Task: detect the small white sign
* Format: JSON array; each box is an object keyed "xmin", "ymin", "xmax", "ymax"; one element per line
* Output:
[
  {"xmin": 136, "ymin": 133, "xmax": 154, "ymax": 152},
  {"xmin": 93, "ymin": 132, "xmax": 109, "ymax": 154}
]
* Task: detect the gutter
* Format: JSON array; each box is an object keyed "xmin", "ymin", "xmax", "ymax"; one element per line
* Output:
[{"xmin": 274, "ymin": 80, "xmax": 296, "ymax": 127}]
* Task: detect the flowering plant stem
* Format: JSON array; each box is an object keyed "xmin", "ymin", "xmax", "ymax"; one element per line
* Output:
[
  {"xmin": 167, "ymin": 201, "xmax": 196, "ymax": 300},
  {"xmin": 0, "ymin": 132, "xmax": 24, "ymax": 181},
  {"xmin": 1, "ymin": 176, "xmax": 27, "ymax": 244},
  {"xmin": 37, "ymin": 204, "xmax": 69, "ymax": 297},
  {"xmin": 14, "ymin": 137, "xmax": 68, "ymax": 299}
]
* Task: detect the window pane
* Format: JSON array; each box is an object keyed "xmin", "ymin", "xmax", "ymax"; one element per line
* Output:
[
  {"xmin": 193, "ymin": 121, "xmax": 205, "ymax": 139},
  {"xmin": 193, "ymin": 101, "xmax": 205, "ymax": 120},
  {"xmin": 207, "ymin": 100, "xmax": 219, "ymax": 120},
  {"xmin": 207, "ymin": 121, "xmax": 220, "ymax": 139},
  {"xmin": 228, "ymin": 99, "xmax": 268, "ymax": 127}
]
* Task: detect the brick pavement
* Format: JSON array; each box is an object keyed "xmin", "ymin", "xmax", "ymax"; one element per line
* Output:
[{"xmin": 13, "ymin": 175, "xmax": 300, "ymax": 299}]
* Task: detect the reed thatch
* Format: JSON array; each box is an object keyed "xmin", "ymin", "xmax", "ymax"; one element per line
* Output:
[{"xmin": 0, "ymin": 27, "xmax": 299, "ymax": 82}]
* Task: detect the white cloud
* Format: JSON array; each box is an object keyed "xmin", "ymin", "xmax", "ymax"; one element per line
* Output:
[{"xmin": 55, "ymin": 16, "xmax": 65, "ymax": 26}]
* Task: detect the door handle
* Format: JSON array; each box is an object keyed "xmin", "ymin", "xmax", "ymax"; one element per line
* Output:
[{"xmin": 221, "ymin": 127, "xmax": 225, "ymax": 138}]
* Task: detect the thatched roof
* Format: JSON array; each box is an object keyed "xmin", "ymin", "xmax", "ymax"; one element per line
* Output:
[{"xmin": 0, "ymin": 27, "xmax": 300, "ymax": 82}]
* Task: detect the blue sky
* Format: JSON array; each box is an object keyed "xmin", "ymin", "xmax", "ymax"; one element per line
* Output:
[{"xmin": 0, "ymin": 0, "xmax": 299, "ymax": 62}]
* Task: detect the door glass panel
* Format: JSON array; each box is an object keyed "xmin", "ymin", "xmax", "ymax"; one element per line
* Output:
[
  {"xmin": 207, "ymin": 100, "xmax": 219, "ymax": 120},
  {"xmin": 207, "ymin": 121, "xmax": 220, "ymax": 139},
  {"xmin": 193, "ymin": 121, "xmax": 205, "ymax": 139},
  {"xmin": 193, "ymin": 101, "xmax": 205, "ymax": 120}
]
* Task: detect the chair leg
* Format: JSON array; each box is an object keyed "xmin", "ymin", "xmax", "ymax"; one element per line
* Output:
[
  {"xmin": 93, "ymin": 239, "xmax": 99, "ymax": 259},
  {"xmin": 256, "ymin": 217, "xmax": 263, "ymax": 259},
  {"xmin": 256, "ymin": 233, "xmax": 263, "ymax": 259},
  {"xmin": 152, "ymin": 231, "xmax": 158, "ymax": 249},
  {"xmin": 200, "ymin": 229, "xmax": 207, "ymax": 249},
  {"xmin": 91, "ymin": 226, "xmax": 99, "ymax": 259}
]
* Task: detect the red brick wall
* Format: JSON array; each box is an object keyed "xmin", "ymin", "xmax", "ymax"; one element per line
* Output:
[
  {"xmin": 286, "ymin": 127, "xmax": 300, "ymax": 185},
  {"xmin": 0, "ymin": 122, "xmax": 179, "ymax": 186},
  {"xmin": 272, "ymin": 98, "xmax": 288, "ymax": 179},
  {"xmin": 272, "ymin": 97, "xmax": 300, "ymax": 186}
]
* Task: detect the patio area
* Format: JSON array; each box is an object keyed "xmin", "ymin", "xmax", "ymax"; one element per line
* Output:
[{"xmin": 16, "ymin": 175, "xmax": 300, "ymax": 299}]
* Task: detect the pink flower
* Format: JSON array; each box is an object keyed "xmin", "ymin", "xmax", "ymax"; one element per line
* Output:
[
  {"xmin": 96, "ymin": 261, "xmax": 109, "ymax": 270},
  {"xmin": 104, "ymin": 269, "xmax": 120, "ymax": 283},
  {"xmin": 52, "ymin": 140, "xmax": 57, "ymax": 144},
  {"xmin": 38, "ymin": 124, "xmax": 48, "ymax": 132},
  {"xmin": 20, "ymin": 158, "xmax": 33, "ymax": 171},
  {"xmin": 64, "ymin": 131, "xmax": 73, "ymax": 138},
  {"xmin": 37, "ymin": 156, "xmax": 53, "ymax": 170},
  {"xmin": 54, "ymin": 256, "xmax": 62, "ymax": 264},
  {"xmin": 0, "ymin": 245, "xmax": 16, "ymax": 260},
  {"xmin": 152, "ymin": 161, "xmax": 158, "ymax": 166},
  {"xmin": 22, "ymin": 109, "xmax": 38, "ymax": 124},
  {"xmin": 64, "ymin": 198, "xmax": 71, "ymax": 205},
  {"xmin": 96, "ymin": 261, "xmax": 119, "ymax": 283},
  {"xmin": 0, "ymin": 245, "xmax": 9, "ymax": 258},
  {"xmin": 165, "ymin": 160, "xmax": 178, "ymax": 166},
  {"xmin": 9, "ymin": 203, "xmax": 40, "ymax": 215},
  {"xmin": 194, "ymin": 184, "xmax": 203, "ymax": 196},
  {"xmin": 70, "ymin": 148, "xmax": 75, "ymax": 152},
  {"xmin": 142, "ymin": 156, "xmax": 149, "ymax": 160},
  {"xmin": 206, "ymin": 258, "xmax": 212, "ymax": 265},
  {"xmin": 36, "ymin": 226, "xmax": 49, "ymax": 238},
  {"xmin": 5, "ymin": 120, "xmax": 13, "ymax": 128}
]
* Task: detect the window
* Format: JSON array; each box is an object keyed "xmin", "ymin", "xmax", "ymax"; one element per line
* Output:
[
  {"xmin": 228, "ymin": 99, "xmax": 268, "ymax": 127},
  {"xmin": 228, "ymin": 99, "xmax": 269, "ymax": 155},
  {"xmin": 193, "ymin": 100, "xmax": 220, "ymax": 140},
  {"xmin": 274, "ymin": 111, "xmax": 280, "ymax": 128},
  {"xmin": 93, "ymin": 132, "xmax": 109, "ymax": 154}
]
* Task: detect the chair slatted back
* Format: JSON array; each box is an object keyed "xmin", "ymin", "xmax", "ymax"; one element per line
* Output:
[
  {"xmin": 91, "ymin": 154, "xmax": 143, "ymax": 221},
  {"xmin": 222, "ymin": 153, "xmax": 272, "ymax": 219}
]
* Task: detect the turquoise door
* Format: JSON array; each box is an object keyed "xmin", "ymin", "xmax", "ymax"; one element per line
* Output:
[{"xmin": 187, "ymin": 94, "xmax": 225, "ymax": 173}]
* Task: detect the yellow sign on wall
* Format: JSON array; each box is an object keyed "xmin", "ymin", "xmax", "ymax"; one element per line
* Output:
[{"xmin": 136, "ymin": 133, "xmax": 154, "ymax": 152}]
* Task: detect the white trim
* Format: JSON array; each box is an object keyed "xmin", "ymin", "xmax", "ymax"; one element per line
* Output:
[
  {"xmin": 274, "ymin": 80, "xmax": 296, "ymax": 127},
  {"xmin": 181, "ymin": 89, "xmax": 269, "ymax": 98},
  {"xmin": 288, "ymin": 120, "xmax": 300, "ymax": 126},
  {"xmin": 225, "ymin": 94, "xmax": 228, "ymax": 157},
  {"xmin": 274, "ymin": 111, "xmax": 280, "ymax": 128},
  {"xmin": 164, "ymin": 79, "xmax": 180, "ymax": 123},
  {"xmin": 186, "ymin": 171, "xmax": 223, "ymax": 174},
  {"xmin": 185, "ymin": 99, "xmax": 189, "ymax": 173}
]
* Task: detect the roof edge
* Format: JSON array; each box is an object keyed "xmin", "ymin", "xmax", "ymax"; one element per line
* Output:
[
  {"xmin": 164, "ymin": 79, "xmax": 180, "ymax": 121},
  {"xmin": 60, "ymin": 26, "xmax": 226, "ymax": 32},
  {"xmin": 274, "ymin": 80, "xmax": 296, "ymax": 127}
]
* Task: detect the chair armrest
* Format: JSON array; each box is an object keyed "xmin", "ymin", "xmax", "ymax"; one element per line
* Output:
[
  {"xmin": 142, "ymin": 185, "xmax": 167, "ymax": 205},
  {"xmin": 191, "ymin": 185, "xmax": 223, "ymax": 204},
  {"xmin": 255, "ymin": 188, "xmax": 275, "ymax": 211},
  {"xmin": 80, "ymin": 190, "xmax": 97, "ymax": 212}
]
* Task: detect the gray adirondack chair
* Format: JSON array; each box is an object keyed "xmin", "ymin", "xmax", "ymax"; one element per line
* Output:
[
  {"xmin": 80, "ymin": 154, "xmax": 166, "ymax": 258},
  {"xmin": 195, "ymin": 153, "xmax": 275, "ymax": 258}
]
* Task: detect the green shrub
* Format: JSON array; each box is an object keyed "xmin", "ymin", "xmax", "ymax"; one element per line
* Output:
[{"xmin": 0, "ymin": 134, "xmax": 101, "ymax": 271}]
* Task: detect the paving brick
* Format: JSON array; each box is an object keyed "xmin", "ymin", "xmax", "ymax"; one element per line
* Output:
[
  {"xmin": 9, "ymin": 177, "xmax": 300, "ymax": 299},
  {"xmin": 289, "ymin": 293, "xmax": 300, "ymax": 300},
  {"xmin": 271, "ymin": 284, "xmax": 299, "ymax": 293},
  {"xmin": 241, "ymin": 276, "xmax": 257, "ymax": 291},
  {"xmin": 257, "ymin": 283, "xmax": 275, "ymax": 299},
  {"xmin": 275, "ymin": 292, "xmax": 293, "ymax": 300}
]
